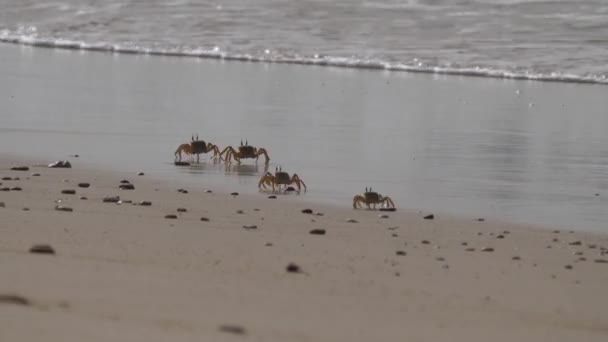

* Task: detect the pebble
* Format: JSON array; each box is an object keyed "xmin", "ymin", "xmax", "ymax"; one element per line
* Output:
[
  {"xmin": 54, "ymin": 205, "xmax": 73, "ymax": 212},
  {"xmin": 496, "ymin": 235, "xmax": 505, "ymax": 239},
  {"xmin": 301, "ymin": 209, "xmax": 313, "ymax": 214},
  {"xmin": 119, "ymin": 184, "xmax": 135, "ymax": 190},
  {"xmin": 200, "ymin": 217, "xmax": 210, "ymax": 222},
  {"xmin": 103, "ymin": 196, "xmax": 120, "ymax": 203},
  {"xmin": 218, "ymin": 325, "xmax": 246, "ymax": 335},
  {"xmin": 465, "ymin": 248, "xmax": 476, "ymax": 252},
  {"xmin": 80, "ymin": 196, "xmax": 87, "ymax": 200},
  {"xmin": 31, "ymin": 173, "xmax": 40, "ymax": 177},
  {"xmin": 265, "ymin": 242, "xmax": 273, "ymax": 246},
  {"xmin": 379, "ymin": 214, "xmax": 389, "ymax": 219},
  {"xmin": 120, "ymin": 180, "xmax": 130, "ymax": 184},
  {"xmin": 1, "ymin": 177, "xmax": 11, "ymax": 180},
  {"xmin": 421, "ymin": 240, "xmax": 430, "ymax": 244},
  {"xmin": 230, "ymin": 192, "xmax": 239, "ymax": 196},
  {"xmin": 61, "ymin": 189, "xmax": 76, "ymax": 195},
  {"xmin": 0, "ymin": 294, "xmax": 30, "ymax": 306},
  {"xmin": 1, "ymin": 187, "xmax": 10, "ymax": 191},
  {"xmin": 205, "ymin": 189, "xmax": 213, "ymax": 193},
  {"xmin": 461, "ymin": 242, "xmax": 468, "ymax": 246},
  {"xmin": 564, "ymin": 265, "xmax": 573, "ymax": 270},
  {"xmin": 22, "ymin": 207, "xmax": 29, "ymax": 211},
  {"xmin": 48, "ymin": 161, "xmax": 71, "ymax": 168},
  {"xmin": 442, "ymin": 264, "xmax": 450, "ymax": 269},
  {"xmin": 177, "ymin": 189, "xmax": 189, "ymax": 194},
  {"xmin": 242, "ymin": 225, "xmax": 257, "ymax": 230},
  {"xmin": 137, "ymin": 172, "xmax": 145, "ymax": 176},
  {"xmin": 236, "ymin": 210, "xmax": 244, "ymax": 214},
  {"xmin": 481, "ymin": 247, "xmax": 494, "ymax": 252},
  {"xmin": 286, "ymin": 263, "xmax": 301, "ymax": 273},
  {"xmin": 477, "ymin": 218, "xmax": 485, "ymax": 222},
  {"xmin": 253, "ymin": 208, "xmax": 260, "ymax": 211},
  {"xmin": 396, "ymin": 250, "xmax": 406, "ymax": 256},
  {"xmin": 268, "ymin": 195, "xmax": 277, "ymax": 199},
  {"xmin": 346, "ymin": 219, "xmax": 358, "ymax": 223},
  {"xmin": 388, "ymin": 226, "xmax": 398, "ymax": 230},
  {"xmin": 177, "ymin": 208, "xmax": 187, "ymax": 213},
  {"xmin": 594, "ymin": 259, "xmax": 608, "ymax": 264},
  {"xmin": 423, "ymin": 214, "xmax": 434, "ymax": 220},
  {"xmin": 10, "ymin": 166, "xmax": 29, "ymax": 171},
  {"xmin": 164, "ymin": 214, "xmax": 178, "ymax": 219},
  {"xmin": 569, "ymin": 241, "xmax": 582, "ymax": 246},
  {"xmin": 436, "ymin": 257, "xmax": 445, "ymax": 261},
  {"xmin": 139, "ymin": 201, "xmax": 152, "ymax": 206},
  {"xmin": 77, "ymin": 183, "xmax": 90, "ymax": 188},
  {"xmin": 0, "ymin": 202, "xmax": 4, "ymax": 208},
  {"xmin": 29, "ymin": 244, "xmax": 55, "ymax": 255},
  {"xmin": 10, "ymin": 187, "xmax": 21, "ymax": 191},
  {"xmin": 315, "ymin": 212, "xmax": 324, "ymax": 216},
  {"xmin": 574, "ymin": 251, "xmax": 583, "ymax": 256},
  {"xmin": 309, "ymin": 229, "xmax": 326, "ymax": 235},
  {"xmin": 512, "ymin": 256, "xmax": 521, "ymax": 260}
]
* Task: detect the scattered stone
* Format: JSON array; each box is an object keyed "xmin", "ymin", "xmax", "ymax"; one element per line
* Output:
[
  {"xmin": 461, "ymin": 242, "xmax": 468, "ymax": 246},
  {"xmin": 231, "ymin": 192, "xmax": 239, "ymax": 196},
  {"xmin": 200, "ymin": 217, "xmax": 210, "ymax": 222},
  {"xmin": 103, "ymin": 196, "xmax": 120, "ymax": 203},
  {"xmin": 0, "ymin": 294, "xmax": 31, "ymax": 307},
  {"xmin": 423, "ymin": 214, "xmax": 434, "ymax": 220},
  {"xmin": 436, "ymin": 257, "xmax": 445, "ymax": 261},
  {"xmin": 177, "ymin": 189, "xmax": 189, "ymax": 194},
  {"xmin": 177, "ymin": 208, "xmax": 187, "ymax": 213},
  {"xmin": 465, "ymin": 248, "xmax": 476, "ymax": 252},
  {"xmin": 31, "ymin": 173, "xmax": 40, "ymax": 176},
  {"xmin": 286, "ymin": 263, "xmax": 301, "ymax": 273},
  {"xmin": 29, "ymin": 244, "xmax": 55, "ymax": 255},
  {"xmin": 379, "ymin": 207, "xmax": 396, "ymax": 212},
  {"xmin": 22, "ymin": 207, "xmax": 29, "ymax": 211},
  {"xmin": 10, "ymin": 187, "xmax": 21, "ymax": 191},
  {"xmin": 301, "ymin": 209, "xmax": 313, "ymax": 214},
  {"xmin": 396, "ymin": 250, "xmax": 406, "ymax": 256},
  {"xmin": 512, "ymin": 256, "xmax": 521, "ymax": 260},
  {"xmin": 205, "ymin": 189, "xmax": 213, "ymax": 193},
  {"xmin": 253, "ymin": 208, "xmax": 260, "ymax": 211},
  {"xmin": 564, "ymin": 265, "xmax": 573, "ymax": 270},
  {"xmin": 219, "ymin": 325, "xmax": 246, "ymax": 335},
  {"xmin": 1, "ymin": 187, "xmax": 10, "ymax": 191},
  {"xmin": 309, "ymin": 229, "xmax": 326, "ymax": 235},
  {"xmin": 553, "ymin": 230, "xmax": 560, "ymax": 234},
  {"xmin": 595, "ymin": 193, "xmax": 600, "ymax": 196},
  {"xmin": 346, "ymin": 218, "xmax": 358, "ymax": 223},
  {"xmin": 1, "ymin": 177, "xmax": 11, "ymax": 180},
  {"xmin": 77, "ymin": 183, "xmax": 90, "ymax": 188},
  {"xmin": 496, "ymin": 235, "xmax": 505, "ymax": 239},
  {"xmin": 236, "ymin": 210, "xmax": 244, "ymax": 214},
  {"xmin": 421, "ymin": 240, "xmax": 430, "ymax": 244},
  {"xmin": 120, "ymin": 180, "xmax": 130, "ymax": 184},
  {"xmin": 119, "ymin": 184, "xmax": 135, "ymax": 190},
  {"xmin": 552, "ymin": 238, "xmax": 559, "ymax": 242},
  {"xmin": 574, "ymin": 251, "xmax": 584, "ymax": 256},
  {"xmin": 55, "ymin": 205, "xmax": 73, "ymax": 212},
  {"xmin": 48, "ymin": 161, "xmax": 71, "ymax": 168},
  {"xmin": 391, "ymin": 233, "xmax": 398, "ymax": 237},
  {"xmin": 594, "ymin": 259, "xmax": 608, "ymax": 264},
  {"xmin": 442, "ymin": 264, "xmax": 450, "ymax": 269},
  {"xmin": 61, "ymin": 189, "xmax": 76, "ymax": 195},
  {"xmin": 0, "ymin": 202, "xmax": 4, "ymax": 208},
  {"xmin": 10, "ymin": 166, "xmax": 29, "ymax": 171},
  {"xmin": 477, "ymin": 218, "xmax": 485, "ymax": 222},
  {"xmin": 268, "ymin": 195, "xmax": 277, "ymax": 199},
  {"xmin": 174, "ymin": 161, "xmax": 190, "ymax": 166},
  {"xmin": 503, "ymin": 230, "xmax": 510, "ymax": 234},
  {"xmin": 242, "ymin": 225, "xmax": 258, "ymax": 230},
  {"xmin": 80, "ymin": 196, "xmax": 87, "ymax": 200},
  {"xmin": 388, "ymin": 226, "xmax": 398, "ymax": 230},
  {"xmin": 139, "ymin": 201, "xmax": 152, "ymax": 206},
  {"xmin": 578, "ymin": 257, "xmax": 587, "ymax": 261},
  {"xmin": 587, "ymin": 244, "xmax": 597, "ymax": 249},
  {"xmin": 379, "ymin": 214, "xmax": 389, "ymax": 219},
  {"xmin": 568, "ymin": 241, "xmax": 582, "ymax": 246},
  {"xmin": 481, "ymin": 247, "xmax": 494, "ymax": 252},
  {"xmin": 164, "ymin": 214, "xmax": 178, "ymax": 219},
  {"xmin": 137, "ymin": 172, "xmax": 145, "ymax": 176}
]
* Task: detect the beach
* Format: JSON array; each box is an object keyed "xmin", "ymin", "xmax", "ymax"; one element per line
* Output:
[{"xmin": 2, "ymin": 154, "xmax": 608, "ymax": 341}]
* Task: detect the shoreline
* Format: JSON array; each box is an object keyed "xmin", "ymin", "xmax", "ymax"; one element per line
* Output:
[{"xmin": 2, "ymin": 154, "xmax": 608, "ymax": 341}]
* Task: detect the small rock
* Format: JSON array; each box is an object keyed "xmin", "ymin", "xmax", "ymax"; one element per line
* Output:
[
  {"xmin": 61, "ymin": 189, "xmax": 76, "ymax": 195},
  {"xmin": 436, "ymin": 257, "xmax": 445, "ymax": 261},
  {"xmin": 164, "ymin": 214, "xmax": 178, "ymax": 219},
  {"xmin": 461, "ymin": 242, "xmax": 468, "ymax": 246},
  {"xmin": 503, "ymin": 230, "xmax": 510, "ymax": 234},
  {"xmin": 236, "ymin": 210, "xmax": 244, "ymax": 214},
  {"xmin": 10, "ymin": 187, "xmax": 21, "ymax": 191},
  {"xmin": 138, "ymin": 201, "xmax": 151, "ymax": 206},
  {"xmin": 346, "ymin": 218, "xmax": 358, "ymax": 223},
  {"xmin": 31, "ymin": 173, "xmax": 40, "ymax": 177},
  {"xmin": 396, "ymin": 250, "xmax": 406, "ymax": 256},
  {"xmin": 200, "ymin": 217, "xmax": 210, "ymax": 222},
  {"xmin": 177, "ymin": 208, "xmax": 187, "ymax": 213},
  {"xmin": 442, "ymin": 264, "xmax": 450, "ymax": 269},
  {"xmin": 22, "ymin": 207, "xmax": 29, "ymax": 211},
  {"xmin": 77, "ymin": 183, "xmax": 90, "ymax": 188},
  {"xmin": 512, "ymin": 256, "xmax": 521, "ymax": 260},
  {"xmin": 477, "ymin": 218, "xmax": 485, "ymax": 222},
  {"xmin": 137, "ymin": 172, "xmax": 145, "ymax": 176},
  {"xmin": 0, "ymin": 187, "xmax": 10, "ymax": 191},
  {"xmin": 568, "ymin": 241, "xmax": 582, "ymax": 246},
  {"xmin": 80, "ymin": 196, "xmax": 87, "ymax": 200},
  {"xmin": 242, "ymin": 225, "xmax": 258, "ymax": 230},
  {"xmin": 481, "ymin": 247, "xmax": 494, "ymax": 252},
  {"xmin": 265, "ymin": 242, "xmax": 273, "ymax": 246},
  {"xmin": 119, "ymin": 184, "xmax": 135, "ymax": 190},
  {"xmin": 120, "ymin": 180, "xmax": 130, "ymax": 184},
  {"xmin": 268, "ymin": 195, "xmax": 277, "ymax": 199},
  {"xmin": 29, "ymin": 244, "xmax": 55, "ymax": 255},
  {"xmin": 1, "ymin": 177, "xmax": 11, "ymax": 180},
  {"xmin": 553, "ymin": 230, "xmax": 560, "ymax": 234},
  {"xmin": 253, "ymin": 208, "xmax": 260, "ymax": 211},
  {"xmin": 204, "ymin": 189, "xmax": 213, "ymax": 193},
  {"xmin": 309, "ymin": 229, "xmax": 326, "ymax": 235},
  {"xmin": 0, "ymin": 202, "xmax": 4, "ymax": 208},
  {"xmin": 48, "ymin": 161, "xmax": 71, "ymax": 168},
  {"xmin": 423, "ymin": 214, "xmax": 434, "ymax": 220},
  {"xmin": 0, "ymin": 294, "xmax": 30, "ymax": 306},
  {"xmin": 574, "ymin": 251, "xmax": 583, "ymax": 256},
  {"xmin": 55, "ymin": 205, "xmax": 73, "ymax": 212},
  {"xmin": 10, "ymin": 166, "xmax": 29, "ymax": 171},
  {"xmin": 564, "ymin": 265, "xmax": 573, "ymax": 270},
  {"xmin": 421, "ymin": 240, "xmax": 430, "ymax": 244},
  {"xmin": 578, "ymin": 257, "xmax": 587, "ymax": 261},
  {"xmin": 587, "ymin": 244, "xmax": 597, "ymax": 249},
  {"xmin": 315, "ymin": 212, "xmax": 324, "ymax": 216},
  {"xmin": 218, "ymin": 325, "xmax": 246, "ymax": 335},
  {"xmin": 388, "ymin": 226, "xmax": 398, "ymax": 230},
  {"xmin": 379, "ymin": 214, "xmax": 389, "ymax": 219},
  {"xmin": 594, "ymin": 259, "xmax": 608, "ymax": 264},
  {"xmin": 103, "ymin": 196, "xmax": 120, "ymax": 203},
  {"xmin": 286, "ymin": 263, "xmax": 301, "ymax": 273},
  {"xmin": 178, "ymin": 189, "xmax": 189, "ymax": 194},
  {"xmin": 496, "ymin": 235, "xmax": 505, "ymax": 239},
  {"xmin": 391, "ymin": 233, "xmax": 398, "ymax": 237},
  {"xmin": 552, "ymin": 238, "xmax": 559, "ymax": 242},
  {"xmin": 465, "ymin": 248, "xmax": 476, "ymax": 252},
  {"xmin": 231, "ymin": 192, "xmax": 239, "ymax": 196},
  {"xmin": 301, "ymin": 209, "xmax": 313, "ymax": 214}
]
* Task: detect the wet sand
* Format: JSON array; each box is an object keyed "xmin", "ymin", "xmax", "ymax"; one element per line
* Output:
[{"xmin": 1, "ymin": 155, "xmax": 608, "ymax": 341}]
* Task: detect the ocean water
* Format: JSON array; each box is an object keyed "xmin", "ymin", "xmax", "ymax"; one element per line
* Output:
[
  {"xmin": 1, "ymin": 0, "xmax": 607, "ymax": 84},
  {"xmin": 1, "ymin": 44, "xmax": 607, "ymax": 232}
]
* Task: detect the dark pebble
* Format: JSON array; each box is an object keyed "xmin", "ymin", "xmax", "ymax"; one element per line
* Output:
[
  {"xmin": 481, "ymin": 247, "xmax": 494, "ymax": 252},
  {"xmin": 22, "ymin": 207, "xmax": 29, "ymax": 211},
  {"xmin": 200, "ymin": 217, "xmax": 210, "ymax": 222},
  {"xmin": 0, "ymin": 202, "xmax": 4, "ymax": 208},
  {"xmin": 286, "ymin": 263, "xmax": 301, "ymax": 273},
  {"xmin": 564, "ymin": 265, "xmax": 573, "ymax": 270},
  {"xmin": 61, "ymin": 189, "xmax": 76, "ymax": 195},
  {"xmin": 301, "ymin": 209, "xmax": 313, "ymax": 214},
  {"xmin": 568, "ymin": 241, "xmax": 582, "ymax": 246},
  {"xmin": 1, "ymin": 177, "xmax": 11, "ymax": 180},
  {"xmin": 594, "ymin": 259, "xmax": 608, "ymax": 264},
  {"xmin": 423, "ymin": 214, "xmax": 434, "ymax": 220},
  {"xmin": 32, "ymin": 173, "xmax": 41, "ymax": 177},
  {"xmin": 0, "ymin": 294, "xmax": 30, "ymax": 306},
  {"xmin": 139, "ymin": 201, "xmax": 152, "ymax": 206},
  {"xmin": 231, "ymin": 192, "xmax": 239, "ymax": 196},
  {"xmin": 242, "ymin": 225, "xmax": 257, "ymax": 230},
  {"xmin": 421, "ymin": 240, "xmax": 430, "ymax": 244},
  {"xmin": 379, "ymin": 207, "xmax": 396, "ymax": 212},
  {"xmin": 268, "ymin": 195, "xmax": 277, "ymax": 199},
  {"xmin": 80, "ymin": 196, "xmax": 87, "ymax": 200},
  {"xmin": 1, "ymin": 187, "xmax": 10, "ymax": 191},
  {"xmin": 309, "ymin": 229, "xmax": 326, "ymax": 235},
  {"xmin": 137, "ymin": 172, "xmax": 145, "ymax": 176},
  {"xmin": 396, "ymin": 250, "xmax": 406, "ymax": 256},
  {"xmin": 55, "ymin": 205, "xmax": 73, "ymax": 212},
  {"xmin": 10, "ymin": 187, "xmax": 21, "ymax": 191},
  {"xmin": 77, "ymin": 183, "xmax": 90, "ymax": 188},
  {"xmin": 120, "ymin": 180, "xmax": 130, "ymax": 184},
  {"xmin": 496, "ymin": 235, "xmax": 505, "ymax": 239},
  {"xmin": 477, "ymin": 218, "xmax": 485, "ymax": 222},
  {"xmin": 218, "ymin": 325, "xmax": 246, "ymax": 335},
  {"xmin": 29, "ymin": 244, "xmax": 55, "ymax": 255},
  {"xmin": 103, "ymin": 196, "xmax": 120, "ymax": 203},
  {"xmin": 119, "ymin": 184, "xmax": 135, "ymax": 190},
  {"xmin": 512, "ymin": 256, "xmax": 521, "ymax": 260},
  {"xmin": 174, "ymin": 161, "xmax": 190, "ymax": 166},
  {"xmin": 177, "ymin": 208, "xmax": 187, "ymax": 213},
  {"xmin": 10, "ymin": 166, "xmax": 29, "ymax": 171},
  {"xmin": 465, "ymin": 248, "xmax": 476, "ymax": 252},
  {"xmin": 164, "ymin": 214, "xmax": 178, "ymax": 219}
]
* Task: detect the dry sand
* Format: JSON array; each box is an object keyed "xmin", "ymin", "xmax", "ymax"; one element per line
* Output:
[{"xmin": 1, "ymin": 155, "xmax": 608, "ymax": 341}]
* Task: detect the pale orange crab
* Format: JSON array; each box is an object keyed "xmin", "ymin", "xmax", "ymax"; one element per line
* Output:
[
  {"xmin": 353, "ymin": 187, "xmax": 396, "ymax": 209},
  {"xmin": 220, "ymin": 140, "xmax": 270, "ymax": 164},
  {"xmin": 258, "ymin": 167, "xmax": 306, "ymax": 193}
]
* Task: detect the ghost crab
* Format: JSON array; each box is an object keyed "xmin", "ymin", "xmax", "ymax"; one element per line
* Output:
[
  {"xmin": 174, "ymin": 134, "xmax": 222, "ymax": 163},
  {"xmin": 220, "ymin": 140, "xmax": 270, "ymax": 164},
  {"xmin": 353, "ymin": 187, "xmax": 395, "ymax": 209},
  {"xmin": 258, "ymin": 167, "xmax": 306, "ymax": 193}
]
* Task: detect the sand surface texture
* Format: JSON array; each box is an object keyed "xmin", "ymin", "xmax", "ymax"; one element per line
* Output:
[{"xmin": 1, "ymin": 155, "xmax": 608, "ymax": 341}]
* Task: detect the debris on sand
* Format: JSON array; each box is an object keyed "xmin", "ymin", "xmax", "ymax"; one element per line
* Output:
[
  {"xmin": 309, "ymin": 229, "xmax": 326, "ymax": 235},
  {"xmin": 286, "ymin": 263, "xmax": 302, "ymax": 273},
  {"xmin": 0, "ymin": 294, "xmax": 30, "ymax": 306},
  {"xmin": 103, "ymin": 196, "xmax": 120, "ymax": 203},
  {"xmin": 54, "ymin": 205, "xmax": 73, "ymax": 212},
  {"xmin": 48, "ymin": 161, "xmax": 71, "ymax": 168},
  {"xmin": 29, "ymin": 244, "xmax": 55, "ymax": 255},
  {"xmin": 423, "ymin": 214, "xmax": 434, "ymax": 220},
  {"xmin": 10, "ymin": 166, "xmax": 29, "ymax": 171},
  {"xmin": 219, "ymin": 325, "xmax": 247, "ymax": 335}
]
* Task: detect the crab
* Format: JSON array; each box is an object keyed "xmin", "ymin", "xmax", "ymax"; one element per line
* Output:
[
  {"xmin": 174, "ymin": 134, "xmax": 222, "ymax": 163},
  {"xmin": 353, "ymin": 187, "xmax": 395, "ymax": 209},
  {"xmin": 220, "ymin": 140, "xmax": 270, "ymax": 164},
  {"xmin": 258, "ymin": 167, "xmax": 306, "ymax": 193}
]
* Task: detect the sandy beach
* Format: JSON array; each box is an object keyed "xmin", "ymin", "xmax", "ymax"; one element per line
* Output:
[{"xmin": 1, "ymin": 154, "xmax": 607, "ymax": 341}]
